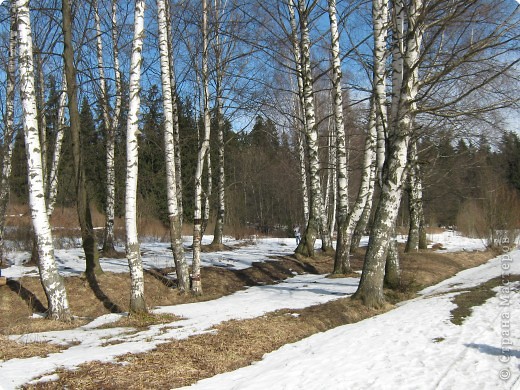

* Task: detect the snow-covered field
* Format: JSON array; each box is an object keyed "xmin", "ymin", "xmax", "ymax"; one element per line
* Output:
[{"xmin": 1, "ymin": 232, "xmax": 518, "ymax": 389}]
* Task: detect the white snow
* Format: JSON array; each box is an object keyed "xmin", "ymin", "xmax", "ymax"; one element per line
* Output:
[{"xmin": 0, "ymin": 233, "xmax": 517, "ymax": 389}]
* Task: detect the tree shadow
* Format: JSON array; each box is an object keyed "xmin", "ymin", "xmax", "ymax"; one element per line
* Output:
[
  {"xmin": 144, "ymin": 268, "xmax": 177, "ymax": 289},
  {"xmin": 86, "ymin": 272, "xmax": 124, "ymax": 313},
  {"xmin": 465, "ymin": 343, "xmax": 520, "ymax": 359},
  {"xmin": 7, "ymin": 279, "xmax": 47, "ymax": 314}
]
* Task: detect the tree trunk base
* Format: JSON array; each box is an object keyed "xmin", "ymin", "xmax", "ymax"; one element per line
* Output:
[
  {"xmin": 191, "ymin": 279, "xmax": 203, "ymax": 296},
  {"xmin": 129, "ymin": 296, "xmax": 147, "ymax": 315},
  {"xmin": 352, "ymin": 289, "xmax": 386, "ymax": 309}
]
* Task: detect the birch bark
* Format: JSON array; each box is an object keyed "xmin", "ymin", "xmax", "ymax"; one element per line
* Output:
[
  {"xmin": 405, "ymin": 140, "xmax": 426, "ymax": 252},
  {"xmin": 294, "ymin": 0, "xmax": 333, "ymax": 257},
  {"xmin": 45, "ymin": 73, "xmax": 67, "ymax": 217},
  {"xmin": 17, "ymin": 0, "xmax": 71, "ymax": 321},
  {"xmin": 165, "ymin": 0, "xmax": 184, "ymax": 217},
  {"xmin": 192, "ymin": 0, "xmax": 212, "ymax": 294},
  {"xmin": 374, "ymin": 0, "xmax": 389, "ymax": 187},
  {"xmin": 328, "ymin": 0, "xmax": 351, "ymax": 273},
  {"xmin": 0, "ymin": 5, "xmax": 17, "ymax": 265},
  {"xmin": 354, "ymin": 0, "xmax": 423, "ymax": 308},
  {"xmin": 211, "ymin": 0, "xmax": 226, "ymax": 247},
  {"xmin": 93, "ymin": 0, "xmax": 116, "ymax": 255},
  {"xmin": 125, "ymin": 0, "xmax": 147, "ymax": 313},
  {"xmin": 350, "ymin": 100, "xmax": 378, "ymax": 253},
  {"xmin": 103, "ymin": 0, "xmax": 123, "ymax": 255},
  {"xmin": 35, "ymin": 50, "xmax": 47, "ymax": 189},
  {"xmin": 288, "ymin": 1, "xmax": 309, "ymax": 225},
  {"xmin": 157, "ymin": 0, "xmax": 190, "ymax": 292}
]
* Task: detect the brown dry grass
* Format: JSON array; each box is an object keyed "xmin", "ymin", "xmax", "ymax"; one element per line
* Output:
[
  {"xmin": 0, "ymin": 335, "xmax": 67, "ymax": 361},
  {"xmin": 0, "ymin": 247, "xmax": 497, "ymax": 389}
]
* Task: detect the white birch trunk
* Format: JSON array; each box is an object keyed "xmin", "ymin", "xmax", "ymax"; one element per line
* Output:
[
  {"xmin": 36, "ymin": 50, "xmax": 47, "ymax": 189},
  {"xmin": 165, "ymin": 0, "xmax": 184, "ymax": 217},
  {"xmin": 125, "ymin": 0, "xmax": 147, "ymax": 313},
  {"xmin": 192, "ymin": 0, "xmax": 211, "ymax": 294},
  {"xmin": 327, "ymin": 121, "xmax": 337, "ymax": 237},
  {"xmin": 373, "ymin": 0, "xmax": 389, "ymax": 187},
  {"xmin": 297, "ymin": 125, "xmax": 309, "ymax": 224},
  {"xmin": 93, "ymin": 0, "xmax": 116, "ymax": 254},
  {"xmin": 355, "ymin": 0, "xmax": 423, "ymax": 308},
  {"xmin": 385, "ymin": 231, "xmax": 400, "ymax": 288},
  {"xmin": 212, "ymin": 94, "xmax": 226, "ymax": 246},
  {"xmin": 202, "ymin": 149, "xmax": 212, "ymax": 235},
  {"xmin": 288, "ymin": 1, "xmax": 309, "ymax": 225},
  {"xmin": 390, "ymin": 0, "xmax": 405, "ymax": 125},
  {"xmin": 157, "ymin": 0, "xmax": 190, "ymax": 292},
  {"xmin": 212, "ymin": 0, "xmax": 225, "ymax": 247},
  {"xmin": 16, "ymin": 0, "xmax": 71, "ymax": 321},
  {"xmin": 405, "ymin": 140, "xmax": 426, "ymax": 252},
  {"xmin": 350, "ymin": 101, "xmax": 378, "ymax": 252},
  {"xmin": 105, "ymin": 0, "xmax": 122, "ymax": 254},
  {"xmin": 294, "ymin": 0, "xmax": 332, "ymax": 257},
  {"xmin": 328, "ymin": 0, "xmax": 352, "ymax": 272},
  {"xmin": 45, "ymin": 73, "xmax": 67, "ymax": 217},
  {"xmin": 0, "ymin": 6, "xmax": 18, "ymax": 264}
]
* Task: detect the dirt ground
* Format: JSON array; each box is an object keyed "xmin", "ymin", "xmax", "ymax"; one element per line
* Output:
[{"xmin": 0, "ymin": 246, "xmax": 497, "ymax": 389}]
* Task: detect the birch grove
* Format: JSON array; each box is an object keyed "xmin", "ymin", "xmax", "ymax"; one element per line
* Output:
[
  {"xmin": 0, "ymin": 0, "xmax": 517, "ymax": 317},
  {"xmin": 125, "ymin": 0, "xmax": 147, "ymax": 313},
  {"xmin": 16, "ymin": 0, "xmax": 71, "ymax": 321}
]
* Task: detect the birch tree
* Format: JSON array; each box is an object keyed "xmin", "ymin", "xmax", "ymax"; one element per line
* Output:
[
  {"xmin": 103, "ymin": 0, "xmax": 123, "ymax": 255},
  {"xmin": 211, "ymin": 0, "xmax": 226, "ymax": 248},
  {"xmin": 294, "ymin": 0, "xmax": 333, "ymax": 258},
  {"xmin": 93, "ymin": 0, "xmax": 118, "ymax": 256},
  {"xmin": 165, "ymin": 0, "xmax": 184, "ymax": 218},
  {"xmin": 16, "ymin": 0, "xmax": 71, "ymax": 321},
  {"xmin": 374, "ymin": 0, "xmax": 389, "ymax": 186},
  {"xmin": 405, "ymin": 140, "xmax": 426, "ymax": 252},
  {"xmin": 125, "ymin": 0, "xmax": 147, "ymax": 313},
  {"xmin": 0, "ymin": 3, "xmax": 18, "ymax": 266},
  {"xmin": 327, "ymin": 0, "xmax": 351, "ymax": 274},
  {"xmin": 157, "ymin": 0, "xmax": 190, "ymax": 292},
  {"xmin": 191, "ymin": 0, "xmax": 212, "ymax": 295},
  {"xmin": 349, "ymin": 0, "xmax": 390, "ymax": 258},
  {"xmin": 45, "ymin": 73, "xmax": 67, "ymax": 217},
  {"xmin": 336, "ymin": 101, "xmax": 378, "ymax": 271},
  {"xmin": 62, "ymin": 0, "xmax": 103, "ymax": 276},
  {"xmin": 354, "ymin": 0, "xmax": 424, "ymax": 308},
  {"xmin": 288, "ymin": 1, "xmax": 309, "ymax": 226}
]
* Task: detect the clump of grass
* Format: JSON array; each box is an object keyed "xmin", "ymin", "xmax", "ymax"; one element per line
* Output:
[
  {"xmin": 450, "ymin": 275, "xmax": 520, "ymax": 325},
  {"xmin": 101, "ymin": 312, "xmax": 180, "ymax": 330},
  {"xmin": 0, "ymin": 335, "xmax": 66, "ymax": 361}
]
